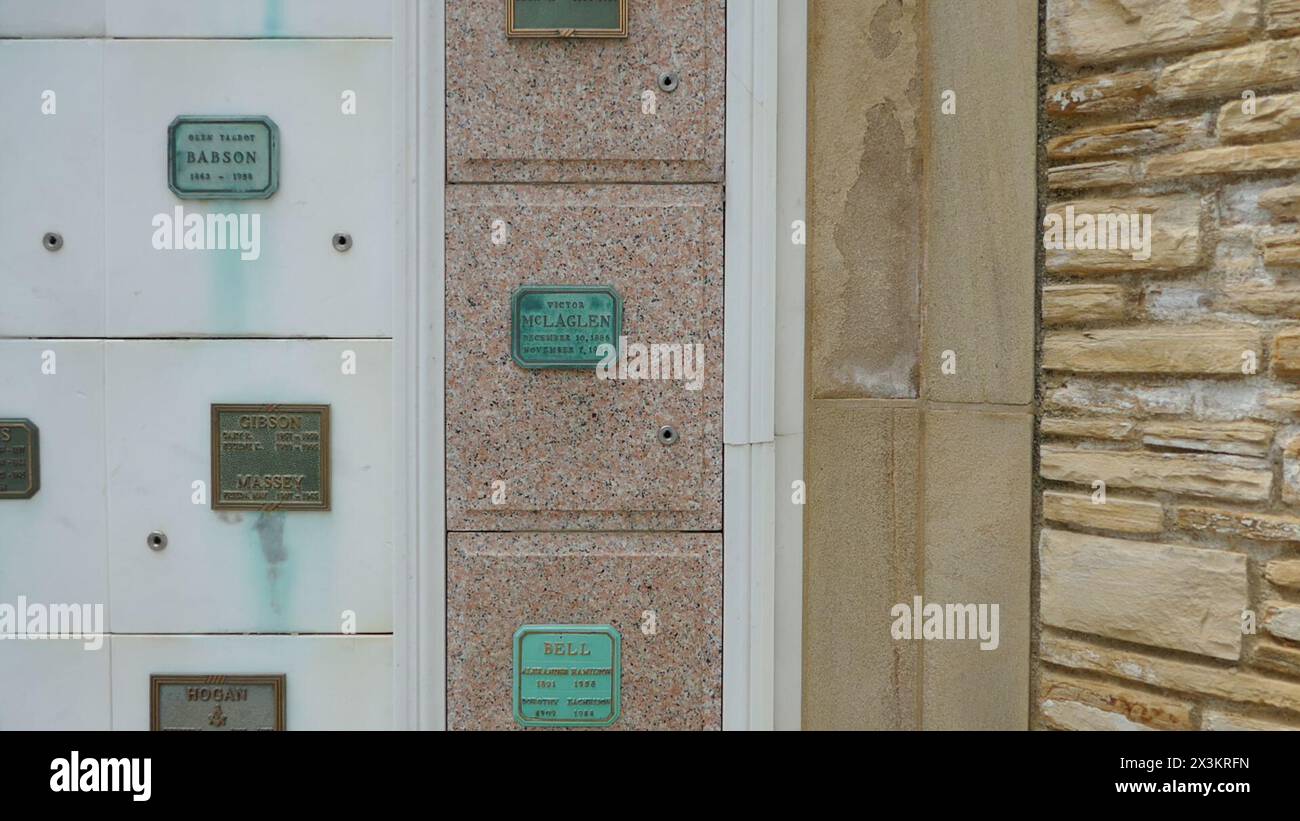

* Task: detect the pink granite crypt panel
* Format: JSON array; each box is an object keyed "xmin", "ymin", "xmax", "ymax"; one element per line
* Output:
[
  {"xmin": 446, "ymin": 0, "xmax": 725, "ymax": 182},
  {"xmin": 444, "ymin": 184, "xmax": 722, "ymax": 532},
  {"xmin": 447, "ymin": 532, "xmax": 723, "ymax": 730}
]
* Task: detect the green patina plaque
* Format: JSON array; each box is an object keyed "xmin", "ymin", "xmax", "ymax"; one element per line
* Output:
[
  {"xmin": 511, "ymin": 284, "xmax": 622, "ymax": 369},
  {"xmin": 169, "ymin": 115, "xmax": 279, "ymax": 199},
  {"xmin": 507, "ymin": 0, "xmax": 628, "ymax": 37},
  {"xmin": 514, "ymin": 625, "xmax": 621, "ymax": 727},
  {"xmin": 210, "ymin": 404, "xmax": 329, "ymax": 511},
  {"xmin": 151, "ymin": 674, "xmax": 286, "ymax": 731},
  {"xmin": 0, "ymin": 419, "xmax": 39, "ymax": 500}
]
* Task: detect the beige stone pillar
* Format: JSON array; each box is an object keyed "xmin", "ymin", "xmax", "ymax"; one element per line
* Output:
[{"xmin": 802, "ymin": 0, "xmax": 1037, "ymax": 729}]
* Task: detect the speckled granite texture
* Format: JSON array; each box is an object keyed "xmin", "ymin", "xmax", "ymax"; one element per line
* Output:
[
  {"xmin": 445, "ymin": 2, "xmax": 726, "ymax": 730},
  {"xmin": 445, "ymin": 184, "xmax": 723, "ymax": 532},
  {"xmin": 446, "ymin": 0, "xmax": 725, "ymax": 182},
  {"xmin": 447, "ymin": 532, "xmax": 722, "ymax": 730}
]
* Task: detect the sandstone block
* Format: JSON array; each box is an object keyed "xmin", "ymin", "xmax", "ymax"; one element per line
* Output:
[
  {"xmin": 1043, "ymin": 284, "xmax": 1129, "ymax": 326},
  {"xmin": 1146, "ymin": 140, "xmax": 1300, "ymax": 180},
  {"xmin": 1041, "ymin": 445, "xmax": 1272, "ymax": 502},
  {"xmin": 1140, "ymin": 419, "xmax": 1274, "ymax": 457},
  {"xmin": 1040, "ymin": 529, "xmax": 1248, "ymax": 659},
  {"xmin": 1261, "ymin": 183, "xmax": 1300, "ymax": 219},
  {"xmin": 1042, "ymin": 633, "xmax": 1300, "ymax": 712},
  {"xmin": 1040, "ymin": 416, "xmax": 1135, "ymax": 439},
  {"xmin": 1048, "ymin": 160, "xmax": 1138, "ymax": 190},
  {"xmin": 1262, "ymin": 600, "xmax": 1300, "ymax": 641},
  {"xmin": 1044, "ymin": 194, "xmax": 1201, "ymax": 274},
  {"xmin": 1272, "ymin": 328, "xmax": 1300, "ymax": 376},
  {"xmin": 1043, "ymin": 490, "xmax": 1164, "ymax": 534},
  {"xmin": 1159, "ymin": 37, "xmax": 1300, "ymax": 102},
  {"xmin": 1202, "ymin": 710, "xmax": 1300, "ymax": 729},
  {"xmin": 1213, "ymin": 281, "xmax": 1300, "ymax": 315},
  {"xmin": 1047, "ymin": 70, "xmax": 1156, "ymax": 119},
  {"xmin": 1039, "ymin": 670, "xmax": 1193, "ymax": 731},
  {"xmin": 1177, "ymin": 505, "xmax": 1300, "ymax": 541},
  {"xmin": 1046, "ymin": 0, "xmax": 1260, "ymax": 66},
  {"xmin": 1043, "ymin": 326, "xmax": 1259, "ymax": 374},
  {"xmin": 1047, "ymin": 117, "xmax": 1207, "ymax": 160},
  {"xmin": 1263, "ymin": 232, "xmax": 1300, "ymax": 266},
  {"xmin": 1218, "ymin": 91, "xmax": 1300, "ymax": 142},
  {"xmin": 1265, "ymin": 559, "xmax": 1300, "ymax": 588}
]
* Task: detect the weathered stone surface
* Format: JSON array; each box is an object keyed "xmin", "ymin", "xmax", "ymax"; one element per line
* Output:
[
  {"xmin": 1039, "ymin": 698, "xmax": 1154, "ymax": 730},
  {"xmin": 1267, "ymin": 390, "xmax": 1300, "ymax": 412},
  {"xmin": 1159, "ymin": 36, "xmax": 1300, "ymax": 102},
  {"xmin": 808, "ymin": 0, "xmax": 923, "ymax": 401},
  {"xmin": 1218, "ymin": 91, "xmax": 1300, "ymax": 142},
  {"xmin": 1043, "ymin": 326, "xmax": 1259, "ymax": 374},
  {"xmin": 1140, "ymin": 419, "xmax": 1274, "ymax": 456},
  {"xmin": 921, "ymin": 410, "xmax": 1032, "ymax": 730},
  {"xmin": 1045, "ymin": 379, "xmax": 1195, "ymax": 418},
  {"xmin": 1178, "ymin": 505, "xmax": 1300, "ymax": 541},
  {"xmin": 1040, "ymin": 529, "xmax": 1248, "ymax": 659},
  {"xmin": 1043, "ymin": 490, "xmax": 1164, "ymax": 534},
  {"xmin": 1042, "ymin": 284, "xmax": 1129, "ymax": 326},
  {"xmin": 1261, "ymin": 183, "xmax": 1300, "ymax": 219},
  {"xmin": 1047, "ymin": 117, "xmax": 1208, "ymax": 160},
  {"xmin": 1048, "ymin": 160, "xmax": 1137, "ymax": 190},
  {"xmin": 922, "ymin": 0, "xmax": 1038, "ymax": 407},
  {"xmin": 1041, "ymin": 445, "xmax": 1272, "ymax": 502},
  {"xmin": 804, "ymin": 405, "xmax": 919, "ymax": 730},
  {"xmin": 1046, "ymin": 0, "xmax": 1260, "ymax": 66},
  {"xmin": 1041, "ymin": 416, "xmax": 1135, "ymax": 440},
  {"xmin": 1265, "ymin": 558, "xmax": 1300, "ymax": 588},
  {"xmin": 1214, "ymin": 280, "xmax": 1300, "ymax": 315},
  {"xmin": 1263, "ymin": 232, "xmax": 1300, "ymax": 266},
  {"xmin": 1146, "ymin": 140, "xmax": 1300, "ymax": 180},
  {"xmin": 1279, "ymin": 428, "xmax": 1300, "ymax": 502},
  {"xmin": 1044, "ymin": 194, "xmax": 1201, "ymax": 274},
  {"xmin": 1268, "ymin": 0, "xmax": 1300, "ymax": 34},
  {"xmin": 1272, "ymin": 328, "xmax": 1300, "ymax": 376},
  {"xmin": 1202, "ymin": 709, "xmax": 1300, "ymax": 729},
  {"xmin": 1039, "ymin": 670, "xmax": 1193, "ymax": 730},
  {"xmin": 1042, "ymin": 633, "xmax": 1300, "ymax": 712},
  {"xmin": 1262, "ymin": 600, "xmax": 1300, "ymax": 641},
  {"xmin": 1047, "ymin": 70, "xmax": 1156, "ymax": 119},
  {"xmin": 1254, "ymin": 639, "xmax": 1300, "ymax": 675}
]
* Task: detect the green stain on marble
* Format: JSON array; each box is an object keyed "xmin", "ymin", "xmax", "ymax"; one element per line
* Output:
[
  {"xmin": 263, "ymin": 0, "xmax": 284, "ymax": 37},
  {"xmin": 251, "ymin": 511, "xmax": 294, "ymax": 622},
  {"xmin": 203, "ymin": 201, "xmax": 270, "ymax": 331}
]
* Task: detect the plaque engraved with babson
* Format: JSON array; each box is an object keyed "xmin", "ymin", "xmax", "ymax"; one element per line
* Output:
[
  {"xmin": 0, "ymin": 419, "xmax": 39, "ymax": 500},
  {"xmin": 511, "ymin": 284, "xmax": 622, "ymax": 369},
  {"xmin": 168, "ymin": 115, "xmax": 279, "ymax": 199},
  {"xmin": 507, "ymin": 0, "xmax": 629, "ymax": 38},
  {"xmin": 150, "ymin": 674, "xmax": 286, "ymax": 731},
  {"xmin": 514, "ymin": 624, "xmax": 622, "ymax": 727},
  {"xmin": 210, "ymin": 404, "xmax": 330, "ymax": 511}
]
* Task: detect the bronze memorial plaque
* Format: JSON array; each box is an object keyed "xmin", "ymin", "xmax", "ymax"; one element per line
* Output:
[
  {"xmin": 150, "ymin": 674, "xmax": 286, "ymax": 731},
  {"xmin": 507, "ymin": 0, "xmax": 628, "ymax": 38},
  {"xmin": 514, "ymin": 625, "xmax": 622, "ymax": 727},
  {"xmin": 168, "ymin": 115, "xmax": 279, "ymax": 199},
  {"xmin": 511, "ymin": 284, "xmax": 623, "ymax": 369},
  {"xmin": 210, "ymin": 404, "xmax": 330, "ymax": 511},
  {"xmin": 0, "ymin": 419, "xmax": 39, "ymax": 499}
]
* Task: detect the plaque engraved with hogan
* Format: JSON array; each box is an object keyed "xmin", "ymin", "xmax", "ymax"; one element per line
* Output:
[
  {"xmin": 507, "ymin": 0, "xmax": 628, "ymax": 38},
  {"xmin": 150, "ymin": 674, "xmax": 285, "ymax": 731},
  {"xmin": 0, "ymin": 419, "xmax": 39, "ymax": 499},
  {"xmin": 211, "ymin": 404, "xmax": 330, "ymax": 511},
  {"xmin": 511, "ymin": 284, "xmax": 622, "ymax": 369},
  {"xmin": 514, "ymin": 624, "xmax": 622, "ymax": 727},
  {"xmin": 168, "ymin": 115, "xmax": 279, "ymax": 199}
]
